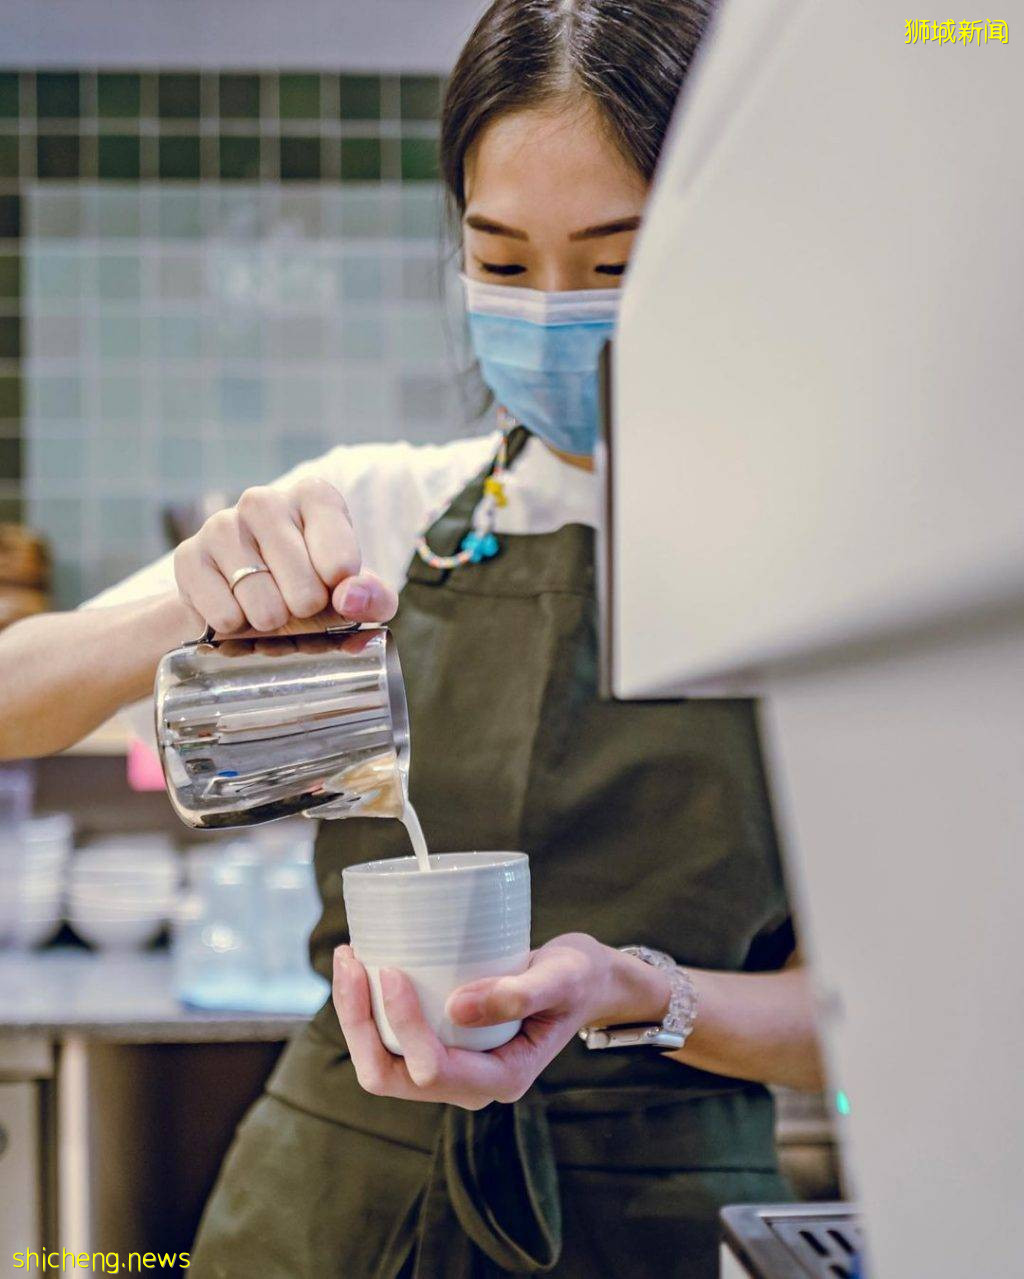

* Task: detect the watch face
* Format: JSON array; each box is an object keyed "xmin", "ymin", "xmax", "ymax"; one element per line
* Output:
[{"xmin": 581, "ymin": 1025, "xmax": 685, "ymax": 1050}]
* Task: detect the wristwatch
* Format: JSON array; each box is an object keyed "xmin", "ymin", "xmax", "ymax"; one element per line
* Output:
[{"xmin": 578, "ymin": 945, "xmax": 699, "ymax": 1051}]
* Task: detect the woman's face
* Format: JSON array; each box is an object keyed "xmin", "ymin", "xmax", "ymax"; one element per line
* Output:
[{"xmin": 462, "ymin": 96, "xmax": 648, "ymax": 293}]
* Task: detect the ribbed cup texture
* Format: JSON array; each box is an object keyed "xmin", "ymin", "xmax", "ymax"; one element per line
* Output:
[{"xmin": 343, "ymin": 852, "xmax": 530, "ymax": 967}]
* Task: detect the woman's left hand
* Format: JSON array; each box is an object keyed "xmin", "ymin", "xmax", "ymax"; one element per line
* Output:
[{"xmin": 333, "ymin": 932, "xmax": 634, "ymax": 1110}]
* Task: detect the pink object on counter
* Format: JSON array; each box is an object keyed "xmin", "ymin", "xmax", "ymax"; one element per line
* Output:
[{"xmin": 127, "ymin": 739, "xmax": 166, "ymax": 792}]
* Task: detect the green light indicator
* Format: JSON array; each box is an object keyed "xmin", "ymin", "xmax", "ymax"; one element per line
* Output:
[{"xmin": 836, "ymin": 1090, "xmax": 851, "ymax": 1116}]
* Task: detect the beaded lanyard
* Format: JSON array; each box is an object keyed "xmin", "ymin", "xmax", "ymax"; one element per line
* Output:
[{"xmin": 413, "ymin": 408, "xmax": 519, "ymax": 570}]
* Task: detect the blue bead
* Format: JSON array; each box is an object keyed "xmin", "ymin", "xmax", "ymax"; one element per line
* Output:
[
  {"xmin": 459, "ymin": 532, "xmax": 484, "ymax": 563},
  {"xmin": 459, "ymin": 530, "xmax": 500, "ymax": 564}
]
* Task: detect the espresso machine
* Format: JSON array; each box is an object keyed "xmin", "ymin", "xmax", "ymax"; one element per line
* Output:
[{"xmin": 601, "ymin": 1, "xmax": 1024, "ymax": 1276}]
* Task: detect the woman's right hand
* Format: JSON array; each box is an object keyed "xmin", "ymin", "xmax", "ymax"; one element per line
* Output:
[{"xmin": 173, "ymin": 477, "xmax": 398, "ymax": 635}]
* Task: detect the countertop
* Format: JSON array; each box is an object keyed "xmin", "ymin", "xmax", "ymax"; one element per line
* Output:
[{"xmin": 0, "ymin": 948, "xmax": 310, "ymax": 1043}]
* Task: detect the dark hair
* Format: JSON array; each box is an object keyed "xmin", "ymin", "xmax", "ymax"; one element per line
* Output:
[{"xmin": 440, "ymin": 0, "xmax": 715, "ymax": 216}]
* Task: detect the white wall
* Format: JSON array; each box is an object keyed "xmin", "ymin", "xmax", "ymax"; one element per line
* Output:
[{"xmin": 2, "ymin": 0, "xmax": 489, "ymax": 72}]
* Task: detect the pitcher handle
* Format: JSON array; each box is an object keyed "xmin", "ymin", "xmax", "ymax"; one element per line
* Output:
[{"xmin": 192, "ymin": 619, "xmax": 365, "ymax": 647}]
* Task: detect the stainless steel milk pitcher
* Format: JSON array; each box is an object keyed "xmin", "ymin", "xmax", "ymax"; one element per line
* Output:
[{"xmin": 155, "ymin": 624, "xmax": 410, "ymax": 830}]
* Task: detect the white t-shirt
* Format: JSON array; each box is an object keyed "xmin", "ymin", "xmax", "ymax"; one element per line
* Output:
[
  {"xmin": 85, "ymin": 431, "xmax": 599, "ymax": 743},
  {"xmin": 87, "ymin": 431, "xmax": 599, "ymax": 611}
]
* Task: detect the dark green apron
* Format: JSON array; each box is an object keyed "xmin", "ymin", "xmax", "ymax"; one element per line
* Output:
[{"xmin": 191, "ymin": 430, "xmax": 795, "ymax": 1278}]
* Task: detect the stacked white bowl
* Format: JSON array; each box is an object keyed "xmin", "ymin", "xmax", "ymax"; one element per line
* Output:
[
  {"xmin": 343, "ymin": 851, "xmax": 532, "ymax": 1053},
  {"xmin": 0, "ymin": 814, "xmax": 74, "ymax": 948},
  {"xmin": 68, "ymin": 835, "xmax": 180, "ymax": 951}
]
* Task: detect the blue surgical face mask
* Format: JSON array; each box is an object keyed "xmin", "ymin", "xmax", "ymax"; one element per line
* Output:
[{"xmin": 461, "ymin": 274, "xmax": 620, "ymax": 457}]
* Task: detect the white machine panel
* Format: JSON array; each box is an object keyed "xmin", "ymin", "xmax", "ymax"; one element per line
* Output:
[
  {"xmin": 760, "ymin": 617, "xmax": 1024, "ymax": 1279},
  {"xmin": 607, "ymin": 5, "xmax": 1024, "ymax": 1277},
  {"xmin": 609, "ymin": 0, "xmax": 1023, "ymax": 698}
]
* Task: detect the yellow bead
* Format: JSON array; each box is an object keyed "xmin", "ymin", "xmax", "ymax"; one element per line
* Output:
[{"xmin": 484, "ymin": 477, "xmax": 508, "ymax": 507}]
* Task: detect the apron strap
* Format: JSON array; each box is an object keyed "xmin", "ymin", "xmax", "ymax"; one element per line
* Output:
[
  {"xmin": 441, "ymin": 1095, "xmax": 562, "ymax": 1273},
  {"xmin": 405, "ymin": 425, "xmax": 533, "ymax": 587},
  {"xmin": 376, "ymin": 1092, "xmax": 563, "ymax": 1278}
]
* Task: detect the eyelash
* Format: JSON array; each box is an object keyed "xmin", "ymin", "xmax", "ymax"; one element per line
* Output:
[{"xmin": 478, "ymin": 262, "xmax": 627, "ymax": 277}]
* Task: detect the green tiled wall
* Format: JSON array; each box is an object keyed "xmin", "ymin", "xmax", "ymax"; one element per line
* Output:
[
  {"xmin": 0, "ymin": 70, "xmax": 440, "ymax": 183},
  {"xmin": 0, "ymin": 69, "xmax": 460, "ymax": 605}
]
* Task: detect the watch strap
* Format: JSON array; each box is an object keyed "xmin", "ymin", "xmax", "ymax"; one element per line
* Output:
[{"xmin": 578, "ymin": 946, "xmax": 699, "ymax": 1052}]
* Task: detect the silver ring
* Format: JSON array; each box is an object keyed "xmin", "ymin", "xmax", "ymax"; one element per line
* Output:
[{"xmin": 228, "ymin": 564, "xmax": 271, "ymax": 594}]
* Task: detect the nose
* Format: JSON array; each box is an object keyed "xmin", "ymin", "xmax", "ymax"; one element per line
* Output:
[{"xmin": 532, "ymin": 260, "xmax": 588, "ymax": 293}]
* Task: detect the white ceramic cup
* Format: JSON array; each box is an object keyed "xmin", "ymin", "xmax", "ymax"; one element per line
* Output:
[{"xmin": 342, "ymin": 851, "xmax": 530, "ymax": 1053}]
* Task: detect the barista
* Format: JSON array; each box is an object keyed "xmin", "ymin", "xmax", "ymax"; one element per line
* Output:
[{"xmin": 0, "ymin": 3, "xmax": 824, "ymax": 1274}]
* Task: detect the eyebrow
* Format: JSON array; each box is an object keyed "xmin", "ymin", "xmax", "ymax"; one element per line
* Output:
[
  {"xmin": 464, "ymin": 214, "xmax": 529, "ymax": 241},
  {"xmin": 568, "ymin": 216, "xmax": 642, "ymax": 242},
  {"xmin": 464, "ymin": 213, "xmax": 641, "ymax": 242}
]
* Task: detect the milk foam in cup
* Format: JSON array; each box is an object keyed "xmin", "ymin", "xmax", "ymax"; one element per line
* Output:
[{"xmin": 342, "ymin": 851, "xmax": 531, "ymax": 1052}]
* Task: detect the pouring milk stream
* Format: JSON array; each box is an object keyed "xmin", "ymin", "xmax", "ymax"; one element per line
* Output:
[{"xmin": 400, "ymin": 797, "xmax": 431, "ymax": 872}]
